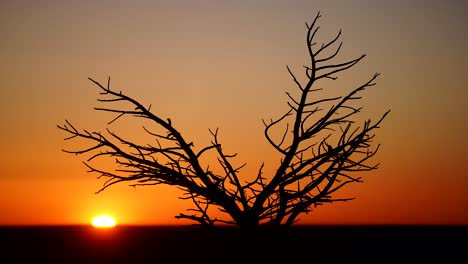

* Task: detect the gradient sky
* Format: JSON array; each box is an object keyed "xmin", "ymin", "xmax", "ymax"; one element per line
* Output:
[{"xmin": 1, "ymin": 0, "xmax": 467, "ymax": 226}]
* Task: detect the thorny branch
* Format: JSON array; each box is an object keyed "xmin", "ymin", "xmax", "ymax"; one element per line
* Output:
[{"xmin": 58, "ymin": 11, "xmax": 389, "ymax": 229}]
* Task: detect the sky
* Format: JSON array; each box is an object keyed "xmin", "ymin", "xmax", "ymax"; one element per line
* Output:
[{"xmin": 1, "ymin": 0, "xmax": 467, "ymax": 226}]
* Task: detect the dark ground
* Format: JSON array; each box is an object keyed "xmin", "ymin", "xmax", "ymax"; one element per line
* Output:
[{"xmin": 0, "ymin": 225, "xmax": 466, "ymax": 263}]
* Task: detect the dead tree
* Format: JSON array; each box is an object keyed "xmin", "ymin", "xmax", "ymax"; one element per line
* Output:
[{"xmin": 58, "ymin": 12, "xmax": 389, "ymax": 232}]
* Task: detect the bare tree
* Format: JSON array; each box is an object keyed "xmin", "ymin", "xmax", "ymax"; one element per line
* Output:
[{"xmin": 58, "ymin": 12, "xmax": 389, "ymax": 232}]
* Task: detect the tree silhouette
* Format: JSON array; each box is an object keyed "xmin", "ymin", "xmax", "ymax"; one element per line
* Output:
[{"xmin": 58, "ymin": 12, "xmax": 389, "ymax": 232}]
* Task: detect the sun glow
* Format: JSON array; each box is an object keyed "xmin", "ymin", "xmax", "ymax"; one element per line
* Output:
[{"xmin": 91, "ymin": 215, "xmax": 117, "ymax": 228}]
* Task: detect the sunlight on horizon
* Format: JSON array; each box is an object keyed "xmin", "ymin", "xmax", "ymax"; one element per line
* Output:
[{"xmin": 91, "ymin": 215, "xmax": 117, "ymax": 228}]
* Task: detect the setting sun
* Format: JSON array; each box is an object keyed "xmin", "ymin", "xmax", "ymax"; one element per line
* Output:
[{"xmin": 91, "ymin": 215, "xmax": 117, "ymax": 228}]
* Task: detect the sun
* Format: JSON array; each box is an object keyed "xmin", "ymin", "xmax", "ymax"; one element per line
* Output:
[{"xmin": 91, "ymin": 215, "xmax": 117, "ymax": 228}]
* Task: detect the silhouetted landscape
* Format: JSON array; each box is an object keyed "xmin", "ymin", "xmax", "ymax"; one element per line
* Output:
[{"xmin": 1, "ymin": 225, "xmax": 466, "ymax": 263}]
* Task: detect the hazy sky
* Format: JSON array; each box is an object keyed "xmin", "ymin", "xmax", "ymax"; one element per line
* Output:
[{"xmin": 1, "ymin": 0, "xmax": 467, "ymax": 225}]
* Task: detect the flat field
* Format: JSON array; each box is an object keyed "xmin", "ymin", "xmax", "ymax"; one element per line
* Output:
[{"xmin": 1, "ymin": 225, "xmax": 466, "ymax": 263}]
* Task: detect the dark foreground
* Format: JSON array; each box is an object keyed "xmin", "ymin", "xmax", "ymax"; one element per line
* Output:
[{"xmin": 0, "ymin": 225, "xmax": 467, "ymax": 263}]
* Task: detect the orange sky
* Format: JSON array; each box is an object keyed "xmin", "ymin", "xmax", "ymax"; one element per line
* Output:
[{"xmin": 1, "ymin": 0, "xmax": 467, "ymax": 226}]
